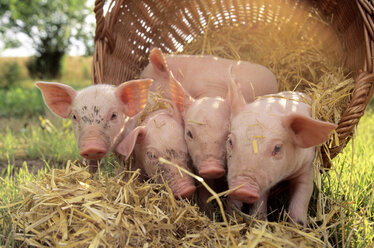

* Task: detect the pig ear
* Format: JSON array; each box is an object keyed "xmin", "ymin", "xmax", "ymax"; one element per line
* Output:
[
  {"xmin": 35, "ymin": 81, "xmax": 77, "ymax": 118},
  {"xmin": 149, "ymin": 47, "xmax": 169, "ymax": 74},
  {"xmin": 116, "ymin": 126, "xmax": 147, "ymax": 160},
  {"xmin": 115, "ymin": 79, "xmax": 153, "ymax": 117},
  {"xmin": 282, "ymin": 114, "xmax": 337, "ymax": 148},
  {"xmin": 169, "ymin": 71, "xmax": 194, "ymax": 115},
  {"xmin": 227, "ymin": 74, "xmax": 246, "ymax": 117}
]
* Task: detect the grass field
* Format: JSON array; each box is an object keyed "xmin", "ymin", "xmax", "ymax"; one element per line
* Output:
[
  {"xmin": 321, "ymin": 108, "xmax": 374, "ymax": 247},
  {"xmin": 0, "ymin": 57, "xmax": 373, "ymax": 247}
]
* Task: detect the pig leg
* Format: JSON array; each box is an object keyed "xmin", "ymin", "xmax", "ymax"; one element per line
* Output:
[
  {"xmin": 249, "ymin": 190, "xmax": 269, "ymax": 220},
  {"xmin": 288, "ymin": 168, "xmax": 314, "ymax": 227}
]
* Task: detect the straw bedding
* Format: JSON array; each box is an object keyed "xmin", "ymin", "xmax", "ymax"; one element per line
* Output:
[
  {"xmin": 3, "ymin": 4, "xmax": 354, "ymax": 247},
  {"xmin": 7, "ymin": 162, "xmax": 325, "ymax": 247}
]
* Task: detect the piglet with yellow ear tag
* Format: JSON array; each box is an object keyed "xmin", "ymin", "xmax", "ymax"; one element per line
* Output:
[{"xmin": 226, "ymin": 77, "xmax": 337, "ymax": 227}]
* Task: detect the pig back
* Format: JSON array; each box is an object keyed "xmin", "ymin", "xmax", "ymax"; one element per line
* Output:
[
  {"xmin": 251, "ymin": 91, "xmax": 312, "ymax": 117},
  {"xmin": 164, "ymin": 55, "xmax": 278, "ymax": 101}
]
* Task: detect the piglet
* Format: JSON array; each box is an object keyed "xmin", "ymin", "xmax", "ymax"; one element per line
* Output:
[
  {"xmin": 226, "ymin": 79, "xmax": 337, "ymax": 226},
  {"xmin": 36, "ymin": 80, "xmax": 152, "ymax": 173},
  {"xmin": 116, "ymin": 108, "xmax": 196, "ymax": 198},
  {"xmin": 141, "ymin": 48, "xmax": 278, "ymax": 179}
]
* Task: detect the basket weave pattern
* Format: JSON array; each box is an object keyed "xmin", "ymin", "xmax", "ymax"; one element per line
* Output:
[{"xmin": 93, "ymin": 0, "xmax": 374, "ymax": 167}]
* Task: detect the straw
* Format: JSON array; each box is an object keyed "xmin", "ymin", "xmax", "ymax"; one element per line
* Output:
[{"xmin": 4, "ymin": 161, "xmax": 327, "ymax": 247}]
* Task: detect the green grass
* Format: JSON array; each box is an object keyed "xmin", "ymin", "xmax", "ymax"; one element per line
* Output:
[
  {"xmin": 0, "ymin": 86, "xmax": 45, "ymax": 118},
  {"xmin": 320, "ymin": 109, "xmax": 374, "ymax": 247},
  {"xmin": 0, "ymin": 80, "xmax": 91, "ymax": 118},
  {"xmin": 0, "ymin": 116, "xmax": 79, "ymax": 163}
]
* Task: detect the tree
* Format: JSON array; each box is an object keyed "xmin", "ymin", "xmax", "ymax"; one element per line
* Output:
[{"xmin": 1, "ymin": 0, "xmax": 94, "ymax": 79}]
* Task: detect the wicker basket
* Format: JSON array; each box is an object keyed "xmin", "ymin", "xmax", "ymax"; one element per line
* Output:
[{"xmin": 92, "ymin": 0, "xmax": 374, "ymax": 168}]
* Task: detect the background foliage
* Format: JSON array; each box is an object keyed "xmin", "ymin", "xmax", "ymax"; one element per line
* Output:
[{"xmin": 0, "ymin": 0, "xmax": 94, "ymax": 79}]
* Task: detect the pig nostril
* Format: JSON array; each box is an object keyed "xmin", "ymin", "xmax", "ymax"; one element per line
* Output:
[{"xmin": 80, "ymin": 147, "xmax": 107, "ymax": 160}]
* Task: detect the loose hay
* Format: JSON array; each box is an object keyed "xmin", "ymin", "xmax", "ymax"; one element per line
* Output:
[
  {"xmin": 5, "ymin": 161, "xmax": 327, "ymax": 247},
  {"xmin": 137, "ymin": 91, "xmax": 172, "ymax": 125}
]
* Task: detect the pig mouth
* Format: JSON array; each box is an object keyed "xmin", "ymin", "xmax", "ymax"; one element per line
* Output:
[
  {"xmin": 228, "ymin": 177, "xmax": 261, "ymax": 204},
  {"xmin": 198, "ymin": 159, "xmax": 226, "ymax": 179}
]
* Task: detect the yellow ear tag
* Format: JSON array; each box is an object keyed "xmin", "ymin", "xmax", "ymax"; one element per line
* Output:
[{"xmin": 252, "ymin": 140, "xmax": 258, "ymax": 154}]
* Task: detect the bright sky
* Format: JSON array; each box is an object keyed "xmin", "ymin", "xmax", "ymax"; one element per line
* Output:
[
  {"xmin": 1, "ymin": 33, "xmax": 36, "ymax": 57},
  {"xmin": 0, "ymin": 33, "xmax": 92, "ymax": 57}
]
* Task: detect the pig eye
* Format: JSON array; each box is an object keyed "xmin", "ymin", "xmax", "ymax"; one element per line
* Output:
[
  {"xmin": 186, "ymin": 130, "xmax": 193, "ymax": 139},
  {"xmin": 272, "ymin": 144, "xmax": 282, "ymax": 156},
  {"xmin": 146, "ymin": 151, "xmax": 157, "ymax": 160},
  {"xmin": 111, "ymin": 113, "xmax": 118, "ymax": 120},
  {"xmin": 72, "ymin": 114, "xmax": 77, "ymax": 121}
]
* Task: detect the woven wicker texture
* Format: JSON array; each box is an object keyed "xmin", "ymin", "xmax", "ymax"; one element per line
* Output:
[{"xmin": 93, "ymin": 0, "xmax": 374, "ymax": 167}]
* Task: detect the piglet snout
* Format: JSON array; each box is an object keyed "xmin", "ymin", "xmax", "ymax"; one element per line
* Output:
[
  {"xmin": 80, "ymin": 140, "xmax": 108, "ymax": 160},
  {"xmin": 80, "ymin": 148, "xmax": 107, "ymax": 160},
  {"xmin": 198, "ymin": 159, "xmax": 226, "ymax": 179},
  {"xmin": 229, "ymin": 179, "xmax": 260, "ymax": 204},
  {"xmin": 80, "ymin": 147, "xmax": 108, "ymax": 160},
  {"xmin": 170, "ymin": 178, "xmax": 196, "ymax": 198}
]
